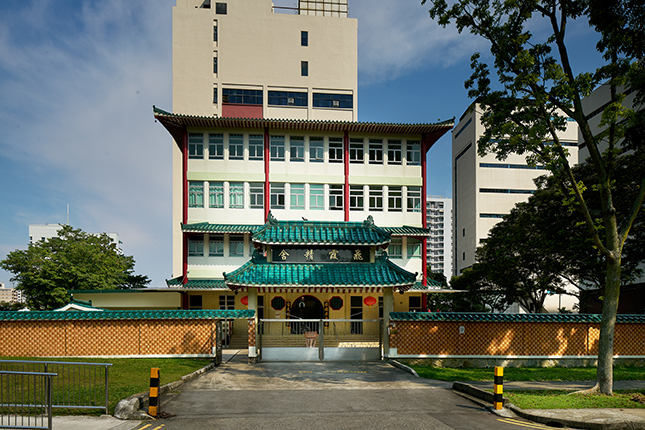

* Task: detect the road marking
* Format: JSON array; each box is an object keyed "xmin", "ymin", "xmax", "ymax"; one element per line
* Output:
[
  {"xmin": 135, "ymin": 425, "xmax": 152, "ymax": 430},
  {"xmin": 151, "ymin": 425, "xmax": 166, "ymax": 430},
  {"xmin": 298, "ymin": 370, "xmax": 367, "ymax": 374},
  {"xmin": 498, "ymin": 418, "xmax": 555, "ymax": 428}
]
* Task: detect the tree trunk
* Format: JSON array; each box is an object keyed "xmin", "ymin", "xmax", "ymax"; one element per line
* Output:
[{"xmin": 596, "ymin": 251, "xmax": 621, "ymax": 395}]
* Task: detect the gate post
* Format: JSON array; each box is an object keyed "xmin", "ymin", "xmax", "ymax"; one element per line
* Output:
[
  {"xmin": 382, "ymin": 288, "xmax": 393, "ymax": 358},
  {"xmin": 248, "ymin": 289, "xmax": 259, "ymax": 363},
  {"xmin": 318, "ymin": 319, "xmax": 324, "ymax": 361}
]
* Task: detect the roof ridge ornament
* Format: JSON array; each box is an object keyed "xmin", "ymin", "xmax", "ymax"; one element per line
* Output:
[
  {"xmin": 267, "ymin": 211, "xmax": 278, "ymax": 225},
  {"xmin": 364, "ymin": 215, "xmax": 374, "ymax": 226}
]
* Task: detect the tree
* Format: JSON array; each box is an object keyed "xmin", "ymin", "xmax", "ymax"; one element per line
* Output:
[
  {"xmin": 0, "ymin": 225, "xmax": 150, "ymax": 310},
  {"xmin": 424, "ymin": 0, "xmax": 645, "ymax": 394},
  {"xmin": 0, "ymin": 301, "xmax": 26, "ymax": 312}
]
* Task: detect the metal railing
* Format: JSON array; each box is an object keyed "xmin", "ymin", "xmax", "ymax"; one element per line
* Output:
[
  {"xmin": 259, "ymin": 319, "xmax": 382, "ymax": 348},
  {"xmin": 0, "ymin": 370, "xmax": 56, "ymax": 430},
  {"xmin": 0, "ymin": 360, "xmax": 112, "ymax": 415}
]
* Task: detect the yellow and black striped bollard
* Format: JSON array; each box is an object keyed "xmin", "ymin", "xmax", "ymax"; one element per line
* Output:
[
  {"xmin": 149, "ymin": 368, "xmax": 160, "ymax": 417},
  {"xmin": 493, "ymin": 366, "xmax": 503, "ymax": 410}
]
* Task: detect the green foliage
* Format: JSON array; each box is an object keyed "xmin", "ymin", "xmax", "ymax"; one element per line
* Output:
[
  {"xmin": 423, "ymin": 0, "xmax": 645, "ymax": 393},
  {"xmin": 0, "ymin": 226, "xmax": 149, "ymax": 310},
  {"xmin": 506, "ymin": 390, "xmax": 645, "ymax": 409},
  {"xmin": 0, "ymin": 301, "xmax": 26, "ymax": 311}
]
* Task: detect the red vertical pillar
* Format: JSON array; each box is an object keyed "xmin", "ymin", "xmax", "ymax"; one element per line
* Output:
[
  {"xmin": 343, "ymin": 130, "xmax": 350, "ymax": 221},
  {"xmin": 264, "ymin": 127, "xmax": 270, "ymax": 220},
  {"xmin": 182, "ymin": 130, "xmax": 189, "ymax": 284}
]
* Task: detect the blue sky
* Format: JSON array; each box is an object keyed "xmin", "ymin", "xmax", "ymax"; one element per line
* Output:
[{"xmin": 0, "ymin": 0, "xmax": 602, "ymax": 287}]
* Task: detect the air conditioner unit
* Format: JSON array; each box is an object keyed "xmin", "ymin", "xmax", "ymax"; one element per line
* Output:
[
  {"xmin": 288, "ymin": 98, "xmax": 295, "ymax": 105},
  {"xmin": 332, "ymin": 100, "xmax": 340, "ymax": 107},
  {"xmin": 222, "ymin": 95, "xmax": 229, "ymax": 103}
]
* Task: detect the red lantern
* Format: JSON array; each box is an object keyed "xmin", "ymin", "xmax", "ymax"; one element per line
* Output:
[
  {"xmin": 241, "ymin": 296, "xmax": 249, "ymax": 306},
  {"xmin": 363, "ymin": 296, "xmax": 377, "ymax": 307}
]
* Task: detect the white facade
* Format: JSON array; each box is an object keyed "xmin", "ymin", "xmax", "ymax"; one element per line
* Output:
[
  {"xmin": 452, "ymin": 105, "xmax": 579, "ymax": 276},
  {"xmin": 28, "ymin": 224, "xmax": 121, "ymax": 250},
  {"xmin": 0, "ymin": 283, "xmax": 22, "ymax": 304},
  {"xmin": 425, "ymin": 196, "xmax": 452, "ymax": 280},
  {"xmin": 171, "ymin": 0, "xmax": 359, "ymax": 276}
]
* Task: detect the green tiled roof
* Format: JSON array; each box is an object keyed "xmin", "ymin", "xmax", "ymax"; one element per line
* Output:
[
  {"xmin": 224, "ymin": 254, "xmax": 416, "ymax": 288},
  {"xmin": 410, "ymin": 280, "xmax": 443, "ymax": 290},
  {"xmin": 389, "ymin": 312, "xmax": 645, "ymax": 323},
  {"xmin": 382, "ymin": 226, "xmax": 432, "ymax": 236},
  {"xmin": 182, "ymin": 223, "xmax": 262, "ymax": 234},
  {"xmin": 253, "ymin": 215, "xmax": 391, "ymax": 246},
  {"xmin": 166, "ymin": 277, "xmax": 228, "ymax": 289},
  {"xmin": 0, "ymin": 309, "xmax": 253, "ymax": 322}
]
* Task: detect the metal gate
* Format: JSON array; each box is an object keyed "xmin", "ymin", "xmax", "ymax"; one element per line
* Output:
[{"xmin": 258, "ymin": 319, "xmax": 382, "ymax": 361}]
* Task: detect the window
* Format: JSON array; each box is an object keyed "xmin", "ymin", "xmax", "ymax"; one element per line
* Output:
[
  {"xmin": 219, "ymin": 294, "xmax": 235, "ymax": 310},
  {"xmin": 329, "ymin": 184, "xmax": 343, "ymax": 211},
  {"xmin": 329, "ymin": 137, "xmax": 343, "ymax": 163},
  {"xmin": 407, "ymin": 140, "xmax": 421, "ymax": 165},
  {"xmin": 248, "ymin": 135, "xmax": 263, "ymax": 160},
  {"xmin": 387, "ymin": 140, "xmax": 402, "ymax": 165},
  {"xmin": 368, "ymin": 139, "xmax": 383, "ymax": 164},
  {"xmin": 369, "ymin": 186, "xmax": 383, "ymax": 211},
  {"xmin": 290, "ymin": 184, "xmax": 305, "ymax": 209},
  {"xmin": 301, "ymin": 61, "xmax": 308, "ymax": 77},
  {"xmin": 389, "ymin": 239, "xmax": 402, "ymax": 258},
  {"xmin": 188, "ymin": 238, "xmax": 204, "ymax": 256},
  {"xmin": 309, "ymin": 137, "xmax": 324, "ymax": 162},
  {"xmin": 290, "ymin": 137, "xmax": 305, "ymax": 162},
  {"xmin": 222, "ymin": 89, "xmax": 262, "ymax": 105},
  {"xmin": 310, "ymin": 184, "xmax": 324, "ymax": 210},
  {"xmin": 209, "ymin": 134, "xmax": 224, "ymax": 159},
  {"xmin": 213, "ymin": 22, "xmax": 218, "ymax": 42},
  {"xmin": 301, "ymin": 30, "xmax": 308, "ymax": 46},
  {"xmin": 409, "ymin": 296, "xmax": 422, "ymax": 312},
  {"xmin": 229, "ymin": 134, "xmax": 244, "ymax": 160},
  {"xmin": 349, "ymin": 138, "xmax": 364, "ymax": 163},
  {"xmin": 213, "ymin": 56, "xmax": 218, "ymax": 74},
  {"xmin": 268, "ymin": 91, "xmax": 307, "ymax": 106},
  {"xmin": 189, "ymin": 181, "xmax": 204, "ymax": 207},
  {"xmin": 388, "ymin": 186, "xmax": 402, "ymax": 212},
  {"xmin": 215, "ymin": 2, "xmax": 227, "ymax": 14},
  {"xmin": 229, "ymin": 235, "xmax": 244, "ymax": 256},
  {"xmin": 209, "ymin": 182, "xmax": 224, "ymax": 208},
  {"xmin": 407, "ymin": 186, "xmax": 421, "ymax": 212},
  {"xmin": 271, "ymin": 183, "xmax": 285, "ymax": 209},
  {"xmin": 209, "ymin": 235, "xmax": 224, "ymax": 256},
  {"xmin": 189, "ymin": 295, "xmax": 203, "ymax": 310},
  {"xmin": 349, "ymin": 185, "xmax": 364, "ymax": 211},
  {"xmin": 188, "ymin": 133, "xmax": 204, "ymax": 159},
  {"xmin": 229, "ymin": 182, "xmax": 244, "ymax": 208},
  {"xmin": 407, "ymin": 239, "xmax": 421, "ymax": 257},
  {"xmin": 249, "ymin": 183, "xmax": 264, "ymax": 209},
  {"xmin": 313, "ymin": 93, "xmax": 353, "ymax": 109},
  {"xmin": 213, "ymin": 87, "xmax": 218, "ymax": 104},
  {"xmin": 270, "ymin": 136, "xmax": 285, "ymax": 161}
]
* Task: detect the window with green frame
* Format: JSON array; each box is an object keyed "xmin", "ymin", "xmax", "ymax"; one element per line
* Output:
[
  {"xmin": 189, "ymin": 181, "xmax": 204, "ymax": 207},
  {"xmin": 290, "ymin": 183, "xmax": 305, "ymax": 209},
  {"xmin": 309, "ymin": 184, "xmax": 324, "ymax": 210},
  {"xmin": 229, "ymin": 182, "xmax": 244, "ymax": 208},
  {"xmin": 188, "ymin": 238, "xmax": 204, "ymax": 256},
  {"xmin": 209, "ymin": 235, "xmax": 224, "ymax": 256},
  {"xmin": 209, "ymin": 182, "xmax": 224, "ymax": 208},
  {"xmin": 407, "ymin": 238, "xmax": 421, "ymax": 257}
]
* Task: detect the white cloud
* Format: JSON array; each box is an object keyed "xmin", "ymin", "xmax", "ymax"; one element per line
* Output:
[
  {"xmin": 351, "ymin": 0, "xmax": 485, "ymax": 85},
  {"xmin": 0, "ymin": 0, "xmax": 174, "ymax": 285}
]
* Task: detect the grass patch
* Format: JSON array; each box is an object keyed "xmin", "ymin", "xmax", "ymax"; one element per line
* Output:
[
  {"xmin": 409, "ymin": 365, "xmax": 645, "ymax": 382},
  {"xmin": 1, "ymin": 356, "xmax": 213, "ymax": 415},
  {"xmin": 506, "ymin": 390, "xmax": 645, "ymax": 409}
]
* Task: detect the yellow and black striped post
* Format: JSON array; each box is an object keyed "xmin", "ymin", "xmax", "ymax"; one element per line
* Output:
[
  {"xmin": 493, "ymin": 366, "xmax": 503, "ymax": 410},
  {"xmin": 149, "ymin": 368, "xmax": 160, "ymax": 417}
]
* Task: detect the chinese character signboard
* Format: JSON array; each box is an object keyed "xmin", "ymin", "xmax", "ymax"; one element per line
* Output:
[{"xmin": 271, "ymin": 246, "xmax": 370, "ymax": 263}]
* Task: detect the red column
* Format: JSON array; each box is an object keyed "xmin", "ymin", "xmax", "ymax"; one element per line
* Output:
[
  {"xmin": 264, "ymin": 127, "xmax": 270, "ymax": 220},
  {"xmin": 344, "ymin": 130, "xmax": 350, "ymax": 221},
  {"xmin": 182, "ymin": 130, "xmax": 189, "ymax": 284}
]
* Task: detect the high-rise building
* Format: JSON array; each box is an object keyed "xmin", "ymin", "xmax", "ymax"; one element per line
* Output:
[
  {"xmin": 452, "ymin": 104, "xmax": 579, "ymax": 276},
  {"xmin": 425, "ymin": 196, "xmax": 452, "ymax": 280},
  {"xmin": 154, "ymin": 0, "xmax": 454, "ymax": 357}
]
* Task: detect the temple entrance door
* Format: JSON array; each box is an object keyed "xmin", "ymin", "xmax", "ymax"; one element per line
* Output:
[{"xmin": 289, "ymin": 295, "xmax": 323, "ymax": 334}]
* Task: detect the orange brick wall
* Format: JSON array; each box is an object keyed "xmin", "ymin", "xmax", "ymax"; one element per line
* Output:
[
  {"xmin": 391, "ymin": 321, "xmax": 644, "ymax": 357},
  {"xmin": 0, "ymin": 318, "xmax": 238, "ymax": 357}
]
